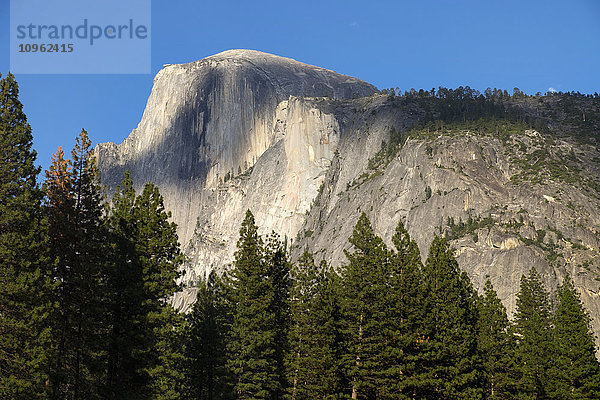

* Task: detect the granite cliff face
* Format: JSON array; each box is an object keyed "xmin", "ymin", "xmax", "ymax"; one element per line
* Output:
[
  {"xmin": 96, "ymin": 49, "xmax": 376, "ymax": 245},
  {"xmin": 97, "ymin": 50, "xmax": 600, "ymax": 338}
]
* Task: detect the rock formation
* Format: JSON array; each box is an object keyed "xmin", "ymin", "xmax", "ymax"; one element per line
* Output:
[
  {"xmin": 96, "ymin": 49, "xmax": 376, "ymax": 245},
  {"xmin": 97, "ymin": 50, "xmax": 600, "ymax": 341}
]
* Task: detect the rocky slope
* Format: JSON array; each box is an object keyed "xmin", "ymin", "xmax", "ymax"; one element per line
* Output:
[{"xmin": 97, "ymin": 50, "xmax": 600, "ymax": 339}]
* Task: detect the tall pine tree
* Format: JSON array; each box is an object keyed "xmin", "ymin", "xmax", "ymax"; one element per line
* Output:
[
  {"xmin": 477, "ymin": 279, "xmax": 516, "ymax": 399},
  {"xmin": 69, "ymin": 129, "xmax": 107, "ymax": 398},
  {"xmin": 339, "ymin": 212, "xmax": 391, "ymax": 399},
  {"xmin": 553, "ymin": 275, "xmax": 600, "ymax": 399},
  {"xmin": 382, "ymin": 219, "xmax": 426, "ymax": 399},
  {"xmin": 105, "ymin": 172, "xmax": 142, "ymax": 399},
  {"xmin": 44, "ymin": 145, "xmax": 76, "ymax": 399},
  {"xmin": 105, "ymin": 174, "xmax": 184, "ymax": 400},
  {"xmin": 513, "ymin": 267, "xmax": 554, "ymax": 399},
  {"xmin": 44, "ymin": 129, "xmax": 107, "ymax": 399},
  {"xmin": 419, "ymin": 236, "xmax": 481, "ymax": 399},
  {"xmin": 136, "ymin": 183, "xmax": 185, "ymax": 400},
  {"xmin": 0, "ymin": 72, "xmax": 50, "ymax": 399},
  {"xmin": 184, "ymin": 271, "xmax": 233, "ymax": 400},
  {"xmin": 227, "ymin": 210, "xmax": 279, "ymax": 399},
  {"xmin": 264, "ymin": 233, "xmax": 291, "ymax": 400},
  {"xmin": 288, "ymin": 251, "xmax": 343, "ymax": 399}
]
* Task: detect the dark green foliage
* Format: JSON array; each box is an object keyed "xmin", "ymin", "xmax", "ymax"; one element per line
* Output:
[
  {"xmin": 513, "ymin": 268, "xmax": 554, "ymax": 399},
  {"xmin": 384, "ymin": 219, "xmax": 426, "ymax": 398},
  {"xmin": 44, "ymin": 129, "xmax": 107, "ymax": 400},
  {"xmin": 0, "ymin": 72, "xmax": 50, "ymax": 399},
  {"xmin": 339, "ymin": 212, "xmax": 391, "ymax": 399},
  {"xmin": 477, "ymin": 279, "xmax": 516, "ymax": 399},
  {"xmin": 553, "ymin": 275, "xmax": 600, "ymax": 399},
  {"xmin": 105, "ymin": 173, "xmax": 147, "ymax": 399},
  {"xmin": 105, "ymin": 174, "xmax": 184, "ymax": 400},
  {"xmin": 264, "ymin": 233, "xmax": 291, "ymax": 399},
  {"xmin": 288, "ymin": 252, "xmax": 343, "ymax": 399},
  {"xmin": 150, "ymin": 309, "xmax": 187, "ymax": 400},
  {"xmin": 366, "ymin": 127, "xmax": 405, "ymax": 171},
  {"xmin": 227, "ymin": 210, "xmax": 288, "ymax": 399},
  {"xmin": 184, "ymin": 272, "xmax": 232, "ymax": 400},
  {"xmin": 390, "ymin": 86, "xmax": 549, "ymax": 138},
  {"xmin": 420, "ymin": 236, "xmax": 482, "ymax": 399},
  {"xmin": 446, "ymin": 215, "xmax": 495, "ymax": 240}
]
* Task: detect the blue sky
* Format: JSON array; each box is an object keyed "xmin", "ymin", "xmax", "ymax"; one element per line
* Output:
[{"xmin": 1, "ymin": 0, "xmax": 599, "ymax": 171}]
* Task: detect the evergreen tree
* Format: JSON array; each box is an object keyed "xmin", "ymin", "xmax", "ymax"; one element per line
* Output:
[
  {"xmin": 382, "ymin": 219, "xmax": 425, "ymax": 399},
  {"xmin": 339, "ymin": 212, "xmax": 390, "ymax": 399},
  {"xmin": 105, "ymin": 172, "xmax": 142, "ymax": 399},
  {"xmin": 553, "ymin": 275, "xmax": 600, "ymax": 399},
  {"xmin": 0, "ymin": 72, "xmax": 50, "ymax": 399},
  {"xmin": 288, "ymin": 251, "xmax": 343, "ymax": 400},
  {"xmin": 69, "ymin": 129, "xmax": 107, "ymax": 398},
  {"xmin": 44, "ymin": 146, "xmax": 76, "ymax": 399},
  {"xmin": 264, "ymin": 233, "xmax": 291, "ymax": 400},
  {"xmin": 227, "ymin": 210, "xmax": 279, "ymax": 399},
  {"xmin": 513, "ymin": 268, "xmax": 554, "ymax": 399},
  {"xmin": 105, "ymin": 174, "xmax": 184, "ymax": 400},
  {"xmin": 134, "ymin": 182, "xmax": 185, "ymax": 400},
  {"xmin": 477, "ymin": 279, "xmax": 516, "ymax": 399},
  {"xmin": 150, "ymin": 306, "xmax": 186, "ymax": 400},
  {"xmin": 419, "ymin": 236, "xmax": 481, "ymax": 399},
  {"xmin": 184, "ymin": 271, "xmax": 233, "ymax": 400},
  {"xmin": 44, "ymin": 129, "xmax": 107, "ymax": 399}
]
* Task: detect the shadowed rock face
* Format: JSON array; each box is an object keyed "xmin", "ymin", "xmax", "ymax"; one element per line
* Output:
[
  {"xmin": 96, "ymin": 49, "xmax": 377, "ymax": 245},
  {"xmin": 97, "ymin": 50, "xmax": 600, "ymax": 343}
]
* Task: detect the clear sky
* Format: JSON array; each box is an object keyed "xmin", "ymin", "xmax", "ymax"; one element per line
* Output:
[{"xmin": 1, "ymin": 0, "xmax": 599, "ymax": 171}]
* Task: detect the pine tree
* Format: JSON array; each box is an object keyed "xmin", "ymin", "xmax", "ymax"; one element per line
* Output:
[
  {"xmin": 288, "ymin": 251, "xmax": 343, "ymax": 399},
  {"xmin": 69, "ymin": 129, "xmax": 107, "ymax": 398},
  {"xmin": 477, "ymin": 279, "xmax": 515, "ymax": 399},
  {"xmin": 227, "ymin": 210, "xmax": 279, "ymax": 399},
  {"xmin": 382, "ymin": 219, "xmax": 425, "ymax": 399},
  {"xmin": 44, "ymin": 146, "xmax": 76, "ymax": 399},
  {"xmin": 105, "ymin": 172, "xmax": 143, "ymax": 399},
  {"xmin": 135, "ymin": 182, "xmax": 185, "ymax": 400},
  {"xmin": 149, "ymin": 307, "xmax": 186, "ymax": 400},
  {"xmin": 105, "ymin": 174, "xmax": 184, "ymax": 400},
  {"xmin": 264, "ymin": 233, "xmax": 291, "ymax": 400},
  {"xmin": 0, "ymin": 72, "xmax": 50, "ymax": 399},
  {"xmin": 553, "ymin": 275, "xmax": 600, "ymax": 399},
  {"xmin": 419, "ymin": 236, "xmax": 481, "ymax": 399},
  {"xmin": 44, "ymin": 129, "xmax": 107, "ymax": 399},
  {"xmin": 513, "ymin": 267, "xmax": 554, "ymax": 399},
  {"xmin": 185, "ymin": 271, "xmax": 233, "ymax": 400},
  {"xmin": 339, "ymin": 212, "xmax": 390, "ymax": 399}
]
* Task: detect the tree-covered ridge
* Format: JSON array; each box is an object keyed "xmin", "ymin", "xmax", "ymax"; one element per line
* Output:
[{"xmin": 380, "ymin": 85, "xmax": 600, "ymax": 144}]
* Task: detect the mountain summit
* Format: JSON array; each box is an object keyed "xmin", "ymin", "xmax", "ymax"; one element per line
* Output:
[{"xmin": 97, "ymin": 49, "xmax": 376, "ymax": 245}]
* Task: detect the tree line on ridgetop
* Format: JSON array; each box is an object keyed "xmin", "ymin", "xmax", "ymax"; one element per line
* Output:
[
  {"xmin": 379, "ymin": 85, "xmax": 600, "ymax": 143},
  {"xmin": 1, "ymin": 71, "xmax": 600, "ymax": 399}
]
